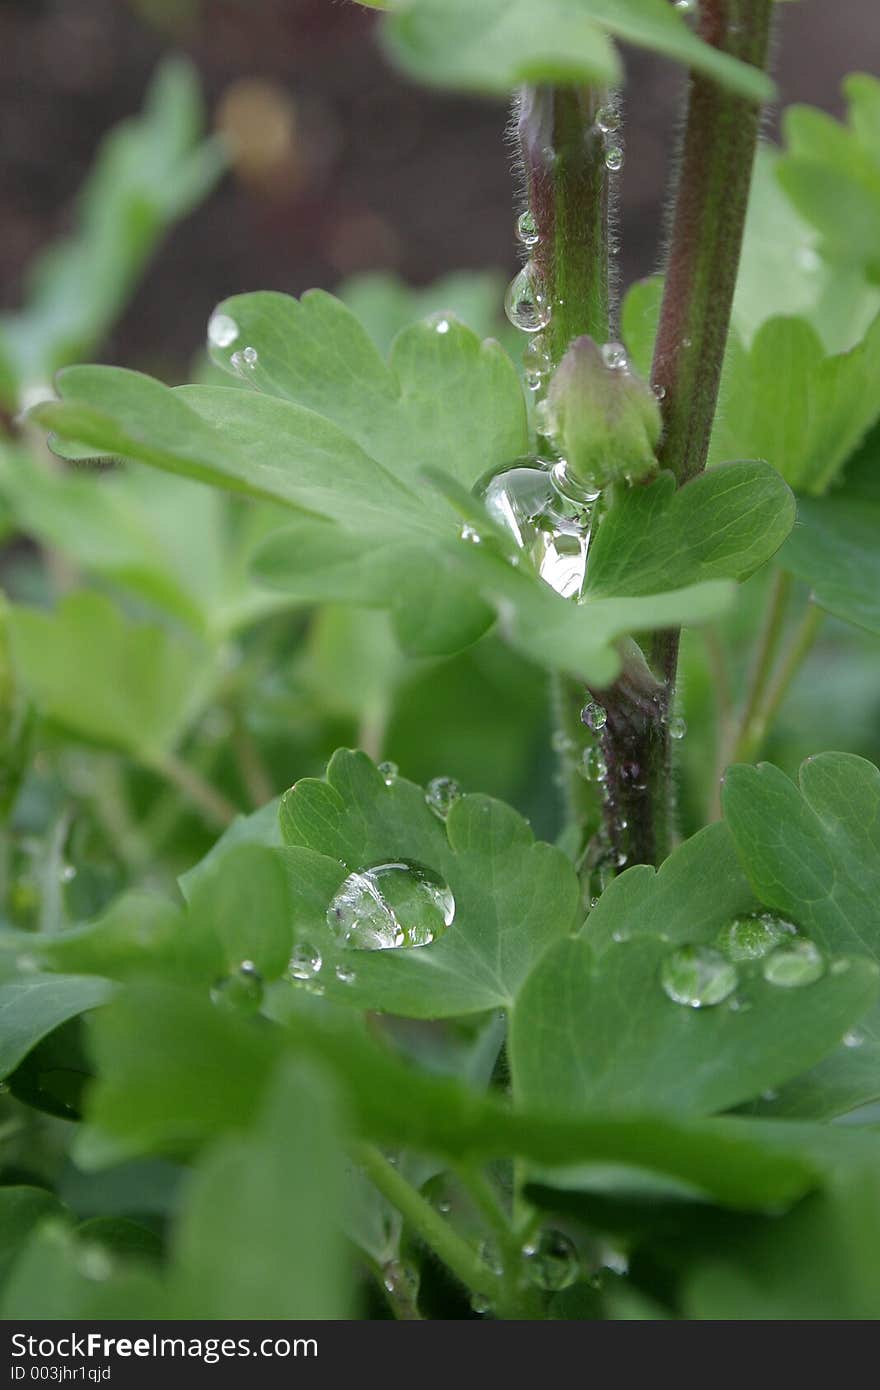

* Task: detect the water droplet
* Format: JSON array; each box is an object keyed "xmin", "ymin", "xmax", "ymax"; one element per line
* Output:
[
  {"xmin": 550, "ymin": 459, "xmax": 602, "ymax": 507},
  {"xmin": 208, "ymin": 311, "xmax": 240, "ymax": 349},
  {"xmin": 476, "ymin": 462, "xmax": 590, "ymax": 599},
  {"xmin": 604, "ymin": 144, "xmax": 624, "ymax": 172},
  {"xmin": 242, "ymin": 345, "xmax": 258, "ymax": 366},
  {"xmin": 504, "ymin": 263, "xmax": 552, "ymax": 333},
  {"xmin": 843, "ymin": 1029, "xmax": 865, "ymax": 1049},
  {"xmin": 327, "ymin": 860, "xmax": 455, "ymax": 950},
  {"xmin": 60, "ymin": 863, "xmax": 77, "ymax": 883},
  {"xmin": 470, "ymin": 1292, "xmax": 493, "ymax": 1315},
  {"xmin": 516, "ymin": 210, "xmax": 539, "ymax": 247},
  {"xmin": 534, "ymin": 397, "xmax": 559, "ymax": 441},
  {"xmin": 211, "ymin": 960, "xmax": 264, "ymax": 1013},
  {"xmin": 288, "ymin": 943, "xmax": 323, "ymax": 981},
  {"xmin": 668, "ymin": 716, "xmax": 687, "ymax": 740},
  {"xmin": 522, "ymin": 1230, "xmax": 580, "ymax": 1291},
  {"xmin": 831, "ymin": 958, "xmax": 852, "ymax": 975},
  {"xmin": 460, "ymin": 522, "xmax": 482, "ymax": 544},
  {"xmin": 674, "ymin": 0, "xmax": 695, "ymax": 11},
  {"xmin": 378, "ymin": 760, "xmax": 398, "ymax": 786},
  {"xmin": 334, "ymin": 963, "xmax": 357, "ymax": 985},
  {"xmin": 661, "ymin": 945, "xmax": 738, "ymax": 1008},
  {"xmin": 601, "ymin": 340, "xmax": 628, "ymax": 370},
  {"xmin": 612, "ymin": 925, "xmax": 631, "ymax": 944},
  {"xmin": 596, "ymin": 104, "xmax": 620, "ymax": 135},
  {"xmin": 581, "ymin": 701, "xmax": 607, "ymax": 733},
  {"xmin": 231, "ymin": 345, "xmax": 258, "ymax": 373},
  {"xmin": 15, "ymin": 953, "xmax": 39, "ymax": 975},
  {"xmin": 580, "ymin": 746, "xmax": 608, "ymax": 783},
  {"xmin": 435, "ymin": 1197, "xmax": 452, "ymax": 1216},
  {"xmin": 762, "ymin": 939, "xmax": 825, "ymax": 988},
  {"xmin": 652, "ymin": 383, "xmax": 667, "ymax": 401},
  {"xmin": 762, "ymin": 1088, "xmax": 778, "ymax": 1103},
  {"xmin": 382, "ymin": 1260, "xmax": 418, "ymax": 1299},
  {"xmin": 434, "ymin": 317, "xmax": 450, "ymax": 335},
  {"xmin": 425, "ymin": 776, "xmax": 462, "ymax": 820},
  {"xmin": 716, "ymin": 913, "xmax": 792, "ymax": 962}
]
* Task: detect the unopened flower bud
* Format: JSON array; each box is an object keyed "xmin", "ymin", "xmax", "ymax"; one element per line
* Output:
[{"xmin": 547, "ymin": 335, "xmax": 661, "ymax": 491}]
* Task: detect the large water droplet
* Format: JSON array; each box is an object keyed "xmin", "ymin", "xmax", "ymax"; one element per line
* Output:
[
  {"xmin": 504, "ymin": 264, "xmax": 552, "ymax": 333},
  {"xmin": 378, "ymin": 760, "xmax": 398, "ymax": 786},
  {"xmin": 661, "ymin": 945, "xmax": 738, "ymax": 1008},
  {"xmin": 596, "ymin": 104, "xmax": 620, "ymax": 135},
  {"xmin": 843, "ymin": 1029, "xmax": 865, "ymax": 1049},
  {"xmin": 604, "ymin": 144, "xmax": 624, "ymax": 172},
  {"xmin": 327, "ymin": 860, "xmax": 455, "ymax": 951},
  {"xmin": 601, "ymin": 340, "xmax": 628, "ymax": 370},
  {"xmin": 516, "ymin": 210, "xmax": 540, "ymax": 247},
  {"xmin": 762, "ymin": 939, "xmax": 824, "ymax": 988},
  {"xmin": 522, "ymin": 1230, "xmax": 580, "ymax": 1291},
  {"xmin": 425, "ymin": 776, "xmax": 462, "ymax": 820},
  {"xmin": 580, "ymin": 746, "xmax": 608, "ymax": 783},
  {"xmin": 208, "ymin": 311, "xmax": 240, "ymax": 349},
  {"xmin": 716, "ymin": 913, "xmax": 794, "ymax": 962},
  {"xmin": 550, "ymin": 458, "xmax": 602, "ymax": 507},
  {"xmin": 475, "ymin": 462, "xmax": 591, "ymax": 599},
  {"xmin": 581, "ymin": 701, "xmax": 607, "ymax": 733},
  {"xmin": 211, "ymin": 960, "xmax": 264, "ymax": 1013}
]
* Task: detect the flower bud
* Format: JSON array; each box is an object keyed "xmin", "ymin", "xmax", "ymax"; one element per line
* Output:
[{"xmin": 546, "ymin": 335, "xmax": 661, "ymax": 492}]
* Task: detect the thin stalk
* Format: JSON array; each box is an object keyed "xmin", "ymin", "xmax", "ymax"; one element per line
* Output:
[
  {"xmin": 518, "ymin": 84, "xmax": 612, "ymax": 859},
  {"xmin": 146, "ymin": 751, "xmax": 238, "ymax": 829},
  {"xmin": 639, "ymin": 0, "xmax": 774, "ymax": 858},
  {"xmin": 355, "ymin": 1143, "xmax": 502, "ymax": 1303},
  {"xmin": 231, "ymin": 712, "xmax": 274, "ymax": 809},
  {"xmin": 734, "ymin": 602, "xmax": 823, "ymax": 763}
]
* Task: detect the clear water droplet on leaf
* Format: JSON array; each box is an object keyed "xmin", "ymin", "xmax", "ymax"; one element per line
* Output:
[
  {"xmin": 762, "ymin": 939, "xmax": 825, "ymax": 988},
  {"xmin": 378, "ymin": 760, "xmax": 398, "ymax": 786},
  {"xmin": 211, "ymin": 960, "xmax": 264, "ymax": 1013},
  {"xmin": 327, "ymin": 860, "xmax": 455, "ymax": 951},
  {"xmin": 288, "ymin": 943, "xmax": 323, "ymax": 982},
  {"xmin": 661, "ymin": 945, "xmax": 738, "ymax": 1008},
  {"xmin": 425, "ymin": 776, "xmax": 462, "ymax": 820},
  {"xmin": 476, "ymin": 462, "xmax": 590, "ymax": 599},
  {"xmin": 208, "ymin": 311, "xmax": 240, "ymax": 349},
  {"xmin": 716, "ymin": 913, "xmax": 793, "ymax": 962}
]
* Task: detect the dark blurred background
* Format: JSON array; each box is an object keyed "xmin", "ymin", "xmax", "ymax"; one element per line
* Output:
[{"xmin": 2, "ymin": 0, "xmax": 878, "ymax": 376}]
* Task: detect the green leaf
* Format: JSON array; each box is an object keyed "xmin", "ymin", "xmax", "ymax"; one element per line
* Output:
[
  {"xmin": 338, "ymin": 269, "xmax": 517, "ymax": 357},
  {"xmin": 781, "ymin": 434, "xmax": 880, "ymax": 634},
  {"xmin": 723, "ymin": 754, "xmax": 880, "ymax": 1115},
  {"xmin": 685, "ymin": 1167, "xmax": 880, "ymax": 1319},
  {"xmin": 0, "ymin": 449, "xmax": 290, "ymax": 639},
  {"xmin": 0, "ymin": 59, "xmax": 224, "ymax": 402},
  {"xmin": 278, "ymin": 749, "xmax": 580, "ymax": 1016},
  {"xmin": 187, "ymin": 843, "xmax": 293, "ymax": 980},
  {"xmin": 583, "ymin": 463, "xmax": 795, "ymax": 598},
  {"xmin": 707, "ymin": 311, "xmax": 880, "ymax": 495},
  {"xmin": 7, "ymin": 592, "xmax": 214, "ymax": 759},
  {"xmin": 81, "ymin": 982, "xmax": 813, "ymax": 1208},
  {"xmin": 381, "ymin": 0, "xmax": 773, "ymax": 102},
  {"xmin": 34, "ymin": 297, "xmax": 735, "ymax": 684},
  {"xmin": 510, "ymin": 932, "xmax": 876, "ymax": 1119},
  {"xmin": 0, "ymin": 1188, "xmax": 69, "ymax": 1283},
  {"xmin": 0, "ymin": 974, "xmax": 114, "ymax": 1081},
  {"xmin": 170, "ymin": 1058, "xmax": 352, "ymax": 1318},
  {"xmin": 777, "ymin": 75, "xmax": 880, "ymax": 283},
  {"xmin": 0, "ymin": 1221, "xmax": 168, "ymax": 1320}
]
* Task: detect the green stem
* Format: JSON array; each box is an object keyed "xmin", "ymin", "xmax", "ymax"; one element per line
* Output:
[
  {"xmin": 641, "ymin": 0, "xmax": 774, "ymax": 856},
  {"xmin": 717, "ymin": 570, "xmax": 791, "ymax": 798},
  {"xmin": 518, "ymin": 84, "xmax": 612, "ymax": 860},
  {"xmin": 354, "ymin": 1143, "xmax": 502, "ymax": 1303},
  {"xmin": 146, "ymin": 751, "xmax": 238, "ymax": 829},
  {"xmin": 734, "ymin": 602, "xmax": 823, "ymax": 763}
]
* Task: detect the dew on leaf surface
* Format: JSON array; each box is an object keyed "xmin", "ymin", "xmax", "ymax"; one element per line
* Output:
[
  {"xmin": 210, "ymin": 960, "xmax": 264, "ymax": 1013},
  {"xmin": 661, "ymin": 945, "xmax": 738, "ymax": 1008},
  {"xmin": 326, "ymin": 860, "xmax": 455, "ymax": 951},
  {"xmin": 425, "ymin": 775, "xmax": 462, "ymax": 819},
  {"xmin": 288, "ymin": 943, "xmax": 323, "ymax": 981},
  {"xmin": 207, "ymin": 311, "xmax": 239, "ymax": 349},
  {"xmin": 377, "ymin": 760, "xmax": 398, "ymax": 786},
  {"xmin": 716, "ymin": 913, "xmax": 795, "ymax": 962},
  {"xmin": 522, "ymin": 1230, "xmax": 580, "ymax": 1291},
  {"xmin": 475, "ymin": 462, "xmax": 590, "ymax": 599},
  {"xmin": 762, "ymin": 939, "xmax": 825, "ymax": 988}
]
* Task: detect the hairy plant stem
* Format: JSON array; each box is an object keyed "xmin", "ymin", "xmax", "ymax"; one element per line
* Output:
[
  {"xmin": 517, "ymin": 84, "xmax": 612, "ymax": 854},
  {"xmin": 636, "ymin": 0, "xmax": 774, "ymax": 860}
]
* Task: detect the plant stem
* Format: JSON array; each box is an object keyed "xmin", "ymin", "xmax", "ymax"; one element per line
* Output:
[
  {"xmin": 636, "ymin": 0, "xmax": 774, "ymax": 859},
  {"xmin": 354, "ymin": 1143, "xmax": 502, "ymax": 1304},
  {"xmin": 518, "ymin": 83, "xmax": 612, "ymax": 859},
  {"xmin": 147, "ymin": 750, "xmax": 238, "ymax": 828},
  {"xmin": 734, "ymin": 601, "xmax": 823, "ymax": 763},
  {"xmin": 231, "ymin": 712, "xmax": 274, "ymax": 809}
]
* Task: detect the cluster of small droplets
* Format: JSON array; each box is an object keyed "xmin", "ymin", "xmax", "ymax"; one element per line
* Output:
[
  {"xmin": 231, "ymin": 345, "xmax": 259, "ymax": 374},
  {"xmin": 661, "ymin": 914, "xmax": 829, "ymax": 1010}
]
